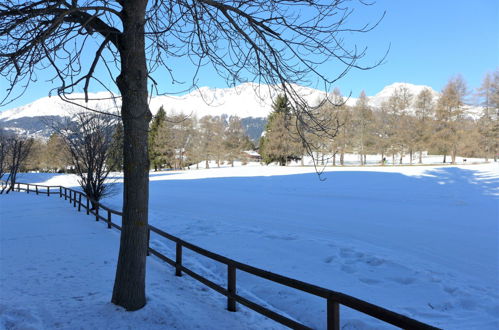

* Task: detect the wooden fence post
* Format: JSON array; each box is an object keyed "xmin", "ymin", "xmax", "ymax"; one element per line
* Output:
[
  {"xmin": 86, "ymin": 197, "xmax": 90, "ymax": 215},
  {"xmin": 35, "ymin": 185, "xmax": 38, "ymax": 195},
  {"xmin": 327, "ymin": 298, "xmax": 340, "ymax": 330},
  {"xmin": 107, "ymin": 210, "xmax": 112, "ymax": 229},
  {"xmin": 59, "ymin": 186, "xmax": 62, "ymax": 198},
  {"xmin": 175, "ymin": 242, "xmax": 182, "ymax": 276},
  {"xmin": 78, "ymin": 194, "xmax": 82, "ymax": 212},
  {"xmin": 47, "ymin": 186, "xmax": 50, "ymax": 196},
  {"xmin": 27, "ymin": 184, "xmax": 29, "ymax": 194},
  {"xmin": 73, "ymin": 192, "xmax": 76, "ymax": 207},
  {"xmin": 17, "ymin": 183, "xmax": 20, "ymax": 192},
  {"xmin": 95, "ymin": 203, "xmax": 99, "ymax": 221},
  {"xmin": 227, "ymin": 265, "xmax": 237, "ymax": 312}
]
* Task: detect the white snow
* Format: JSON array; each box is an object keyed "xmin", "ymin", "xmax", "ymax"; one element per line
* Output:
[
  {"xmin": 0, "ymin": 193, "xmax": 283, "ymax": 330},
  {"xmin": 3, "ymin": 162, "xmax": 499, "ymax": 329},
  {"xmin": 0, "ymin": 83, "xmax": 325, "ymax": 122},
  {"xmin": 367, "ymin": 82, "xmax": 440, "ymax": 108},
  {"xmin": 4, "ymin": 81, "xmax": 482, "ymax": 123}
]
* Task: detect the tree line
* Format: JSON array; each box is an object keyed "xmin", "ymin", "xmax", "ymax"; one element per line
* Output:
[
  {"xmin": 260, "ymin": 72, "xmax": 498, "ymax": 166},
  {"xmin": 148, "ymin": 107, "xmax": 254, "ymax": 170},
  {"xmin": 1, "ymin": 71, "xmax": 497, "ymax": 188}
]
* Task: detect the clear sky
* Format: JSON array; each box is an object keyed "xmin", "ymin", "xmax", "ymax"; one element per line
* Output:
[{"xmin": 0, "ymin": 0, "xmax": 497, "ymax": 110}]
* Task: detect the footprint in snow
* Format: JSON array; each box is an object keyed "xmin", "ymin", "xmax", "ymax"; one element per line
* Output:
[
  {"xmin": 341, "ymin": 265, "xmax": 356, "ymax": 274},
  {"xmin": 359, "ymin": 278, "xmax": 381, "ymax": 285},
  {"xmin": 323, "ymin": 256, "xmax": 334, "ymax": 264},
  {"xmin": 389, "ymin": 277, "xmax": 417, "ymax": 285}
]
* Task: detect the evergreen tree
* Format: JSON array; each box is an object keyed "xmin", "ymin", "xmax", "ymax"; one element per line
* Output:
[
  {"xmin": 260, "ymin": 94, "xmax": 302, "ymax": 165},
  {"xmin": 149, "ymin": 107, "xmax": 167, "ymax": 171}
]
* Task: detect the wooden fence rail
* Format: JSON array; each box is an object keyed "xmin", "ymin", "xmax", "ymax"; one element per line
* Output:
[{"xmin": 5, "ymin": 181, "xmax": 439, "ymax": 330}]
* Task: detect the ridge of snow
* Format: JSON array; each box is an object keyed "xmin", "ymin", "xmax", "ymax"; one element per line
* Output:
[
  {"xmin": 368, "ymin": 82, "xmax": 440, "ymax": 108},
  {"xmin": 0, "ymin": 82, "xmax": 483, "ymax": 124}
]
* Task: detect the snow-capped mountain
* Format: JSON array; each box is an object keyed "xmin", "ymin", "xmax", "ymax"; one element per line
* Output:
[
  {"xmin": 148, "ymin": 82, "xmax": 326, "ymax": 118},
  {"xmin": 0, "ymin": 82, "xmax": 482, "ymax": 138},
  {"xmin": 367, "ymin": 82, "xmax": 440, "ymax": 108}
]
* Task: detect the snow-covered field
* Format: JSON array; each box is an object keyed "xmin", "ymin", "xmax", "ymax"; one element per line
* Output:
[{"xmin": 3, "ymin": 163, "xmax": 499, "ymax": 329}]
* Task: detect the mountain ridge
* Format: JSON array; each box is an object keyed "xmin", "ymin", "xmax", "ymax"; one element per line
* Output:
[{"xmin": 0, "ymin": 82, "xmax": 480, "ymax": 139}]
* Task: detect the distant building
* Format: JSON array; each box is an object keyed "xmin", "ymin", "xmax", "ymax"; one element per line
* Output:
[{"xmin": 243, "ymin": 150, "xmax": 262, "ymax": 162}]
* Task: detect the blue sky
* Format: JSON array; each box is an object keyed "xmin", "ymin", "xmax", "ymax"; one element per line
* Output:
[{"xmin": 1, "ymin": 0, "xmax": 497, "ymax": 110}]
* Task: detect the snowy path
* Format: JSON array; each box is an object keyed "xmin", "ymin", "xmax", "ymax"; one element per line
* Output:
[{"xmin": 0, "ymin": 193, "xmax": 283, "ymax": 330}]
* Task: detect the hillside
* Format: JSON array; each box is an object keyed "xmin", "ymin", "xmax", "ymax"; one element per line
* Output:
[{"xmin": 0, "ymin": 82, "xmax": 482, "ymax": 139}]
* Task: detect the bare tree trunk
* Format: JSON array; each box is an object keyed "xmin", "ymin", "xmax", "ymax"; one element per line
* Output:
[
  {"xmin": 333, "ymin": 153, "xmax": 336, "ymax": 166},
  {"xmin": 392, "ymin": 153, "xmax": 395, "ymax": 166},
  {"xmin": 409, "ymin": 149, "xmax": 413, "ymax": 165},
  {"xmin": 443, "ymin": 154, "xmax": 446, "ymax": 163},
  {"xmin": 363, "ymin": 154, "xmax": 367, "ymax": 165},
  {"xmin": 112, "ymin": 0, "xmax": 151, "ymax": 311},
  {"xmin": 451, "ymin": 149, "xmax": 456, "ymax": 164},
  {"xmin": 419, "ymin": 151, "xmax": 423, "ymax": 164},
  {"xmin": 340, "ymin": 151, "xmax": 344, "ymax": 166},
  {"xmin": 205, "ymin": 159, "xmax": 209, "ymax": 169}
]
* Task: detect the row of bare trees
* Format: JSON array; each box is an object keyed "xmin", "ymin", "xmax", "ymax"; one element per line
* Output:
[
  {"xmin": 0, "ymin": 130, "xmax": 33, "ymax": 193},
  {"xmin": 261, "ymin": 72, "xmax": 498, "ymax": 166},
  {"xmin": 148, "ymin": 107, "xmax": 253, "ymax": 170},
  {"xmin": 1, "ymin": 113, "xmax": 121, "ymax": 205}
]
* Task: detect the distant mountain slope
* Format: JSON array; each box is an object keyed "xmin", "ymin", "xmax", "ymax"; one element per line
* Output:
[{"xmin": 0, "ymin": 82, "xmax": 482, "ymax": 139}]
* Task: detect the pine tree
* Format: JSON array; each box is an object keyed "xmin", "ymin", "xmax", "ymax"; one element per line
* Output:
[
  {"xmin": 260, "ymin": 94, "xmax": 302, "ymax": 165},
  {"xmin": 149, "ymin": 107, "xmax": 167, "ymax": 171}
]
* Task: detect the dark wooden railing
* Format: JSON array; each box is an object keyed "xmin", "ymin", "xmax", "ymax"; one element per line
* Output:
[{"xmin": 5, "ymin": 181, "xmax": 440, "ymax": 330}]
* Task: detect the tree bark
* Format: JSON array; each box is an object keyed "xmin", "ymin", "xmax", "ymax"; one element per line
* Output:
[
  {"xmin": 419, "ymin": 151, "xmax": 423, "ymax": 164},
  {"xmin": 112, "ymin": 0, "xmax": 151, "ymax": 311}
]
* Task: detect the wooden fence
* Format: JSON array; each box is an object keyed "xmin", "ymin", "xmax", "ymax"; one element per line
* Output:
[{"xmin": 5, "ymin": 181, "xmax": 440, "ymax": 330}]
